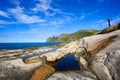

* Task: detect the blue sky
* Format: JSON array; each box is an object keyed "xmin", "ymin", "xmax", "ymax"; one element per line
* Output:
[{"xmin": 0, "ymin": 0, "xmax": 120, "ymax": 42}]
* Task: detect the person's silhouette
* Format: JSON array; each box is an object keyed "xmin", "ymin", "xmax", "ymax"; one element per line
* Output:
[{"xmin": 107, "ymin": 19, "xmax": 111, "ymax": 27}]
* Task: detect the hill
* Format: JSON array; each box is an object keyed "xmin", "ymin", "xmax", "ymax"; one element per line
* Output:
[{"xmin": 47, "ymin": 30, "xmax": 99, "ymax": 42}]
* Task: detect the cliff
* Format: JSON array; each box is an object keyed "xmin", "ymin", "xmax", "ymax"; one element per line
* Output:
[{"xmin": 47, "ymin": 30, "xmax": 99, "ymax": 42}]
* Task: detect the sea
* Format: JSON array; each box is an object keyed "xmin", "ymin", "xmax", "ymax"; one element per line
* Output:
[{"xmin": 0, "ymin": 42, "xmax": 61, "ymax": 50}]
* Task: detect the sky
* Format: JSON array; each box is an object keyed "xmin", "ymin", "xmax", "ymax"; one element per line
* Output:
[{"xmin": 0, "ymin": 0, "xmax": 120, "ymax": 42}]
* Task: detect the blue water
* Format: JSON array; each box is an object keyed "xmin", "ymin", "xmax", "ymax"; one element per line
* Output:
[
  {"xmin": 54, "ymin": 54, "xmax": 80, "ymax": 71},
  {"xmin": 0, "ymin": 42, "xmax": 61, "ymax": 50}
]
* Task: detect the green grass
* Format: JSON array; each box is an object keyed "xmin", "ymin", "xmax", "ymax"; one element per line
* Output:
[{"xmin": 47, "ymin": 30, "xmax": 99, "ymax": 42}]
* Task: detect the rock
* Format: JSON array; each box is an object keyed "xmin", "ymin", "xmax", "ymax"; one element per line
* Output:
[
  {"xmin": 91, "ymin": 63, "xmax": 112, "ymax": 80},
  {"xmin": 104, "ymin": 50, "xmax": 120, "ymax": 80},
  {"xmin": 88, "ymin": 30, "xmax": 120, "ymax": 80},
  {"xmin": 0, "ymin": 47, "xmax": 55, "ymax": 80},
  {"xmin": 47, "ymin": 30, "xmax": 120, "ymax": 80},
  {"xmin": 30, "ymin": 63, "xmax": 55, "ymax": 80},
  {"xmin": 0, "ymin": 59, "xmax": 42, "ymax": 80},
  {"xmin": 48, "ymin": 71, "xmax": 96, "ymax": 80}
]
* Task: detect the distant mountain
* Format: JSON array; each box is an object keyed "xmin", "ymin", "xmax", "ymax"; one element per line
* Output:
[{"xmin": 46, "ymin": 30, "xmax": 99, "ymax": 42}]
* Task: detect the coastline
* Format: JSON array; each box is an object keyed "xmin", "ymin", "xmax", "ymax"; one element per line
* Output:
[
  {"xmin": 0, "ymin": 47, "xmax": 56, "ymax": 62},
  {"xmin": 0, "ymin": 46, "xmax": 56, "ymax": 80},
  {"xmin": 0, "ymin": 44, "xmax": 80, "ymax": 80}
]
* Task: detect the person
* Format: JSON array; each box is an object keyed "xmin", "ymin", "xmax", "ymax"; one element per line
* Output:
[{"xmin": 107, "ymin": 19, "xmax": 111, "ymax": 27}]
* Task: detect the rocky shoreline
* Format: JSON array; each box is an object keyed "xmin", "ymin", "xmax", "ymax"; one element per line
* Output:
[
  {"xmin": 48, "ymin": 30, "xmax": 120, "ymax": 80},
  {"xmin": 0, "ymin": 47, "xmax": 97, "ymax": 80},
  {"xmin": 0, "ymin": 47, "xmax": 55, "ymax": 80},
  {"xmin": 0, "ymin": 24, "xmax": 120, "ymax": 80}
]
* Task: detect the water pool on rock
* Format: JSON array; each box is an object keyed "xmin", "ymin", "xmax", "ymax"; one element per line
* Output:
[{"xmin": 54, "ymin": 54, "xmax": 80, "ymax": 71}]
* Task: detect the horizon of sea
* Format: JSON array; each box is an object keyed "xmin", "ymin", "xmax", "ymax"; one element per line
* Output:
[{"xmin": 0, "ymin": 42, "xmax": 61, "ymax": 50}]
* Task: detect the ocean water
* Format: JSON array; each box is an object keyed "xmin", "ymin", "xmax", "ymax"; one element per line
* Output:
[{"xmin": 0, "ymin": 42, "xmax": 61, "ymax": 50}]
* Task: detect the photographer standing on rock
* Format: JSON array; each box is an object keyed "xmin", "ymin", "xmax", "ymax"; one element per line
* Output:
[{"xmin": 107, "ymin": 19, "xmax": 111, "ymax": 27}]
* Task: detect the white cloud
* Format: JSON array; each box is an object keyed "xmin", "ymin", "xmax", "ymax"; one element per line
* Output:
[
  {"xmin": 46, "ymin": 15, "xmax": 75, "ymax": 26},
  {"xmin": 8, "ymin": 6, "xmax": 45, "ymax": 24},
  {"xmin": 0, "ymin": 20, "xmax": 17, "ymax": 25},
  {"xmin": 10, "ymin": 0, "xmax": 21, "ymax": 7},
  {"xmin": 0, "ymin": 0, "xmax": 45, "ymax": 24},
  {"xmin": 32, "ymin": 0, "xmax": 52, "ymax": 12},
  {"xmin": 16, "ymin": 14, "xmax": 45, "ymax": 23},
  {"xmin": 9, "ymin": 6, "xmax": 23, "ymax": 15},
  {"xmin": 0, "ymin": 20, "xmax": 7, "ymax": 24},
  {"xmin": 0, "ymin": 0, "xmax": 76, "ymax": 25},
  {"xmin": 31, "ymin": 0, "xmax": 62, "ymax": 17},
  {"xmin": 0, "ymin": 10, "xmax": 9, "ymax": 18}
]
